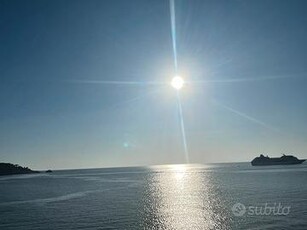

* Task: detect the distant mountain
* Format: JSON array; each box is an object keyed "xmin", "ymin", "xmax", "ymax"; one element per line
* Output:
[{"xmin": 0, "ymin": 163, "xmax": 39, "ymax": 176}]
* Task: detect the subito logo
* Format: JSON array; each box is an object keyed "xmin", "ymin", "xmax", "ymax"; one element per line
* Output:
[{"xmin": 232, "ymin": 203, "xmax": 246, "ymax": 217}]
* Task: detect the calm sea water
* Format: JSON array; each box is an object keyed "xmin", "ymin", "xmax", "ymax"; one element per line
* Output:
[{"xmin": 0, "ymin": 163, "xmax": 307, "ymax": 229}]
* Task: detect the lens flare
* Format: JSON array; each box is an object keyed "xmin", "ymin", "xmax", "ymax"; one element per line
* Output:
[
  {"xmin": 170, "ymin": 0, "xmax": 178, "ymax": 72},
  {"xmin": 176, "ymin": 92, "xmax": 189, "ymax": 163}
]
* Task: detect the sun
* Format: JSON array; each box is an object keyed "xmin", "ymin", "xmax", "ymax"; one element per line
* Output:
[{"xmin": 171, "ymin": 76, "xmax": 184, "ymax": 90}]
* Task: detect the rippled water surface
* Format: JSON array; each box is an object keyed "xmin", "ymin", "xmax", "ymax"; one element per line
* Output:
[{"xmin": 1, "ymin": 163, "xmax": 307, "ymax": 229}]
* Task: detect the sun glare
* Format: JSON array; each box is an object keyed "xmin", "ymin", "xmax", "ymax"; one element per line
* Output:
[
  {"xmin": 171, "ymin": 164, "xmax": 187, "ymax": 180},
  {"xmin": 171, "ymin": 76, "xmax": 184, "ymax": 90}
]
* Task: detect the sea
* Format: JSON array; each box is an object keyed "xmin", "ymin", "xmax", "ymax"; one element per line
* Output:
[{"xmin": 0, "ymin": 163, "xmax": 307, "ymax": 230}]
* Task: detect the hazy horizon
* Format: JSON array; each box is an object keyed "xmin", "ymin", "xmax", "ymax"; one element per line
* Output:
[
  {"xmin": 1, "ymin": 0, "xmax": 307, "ymax": 170},
  {"xmin": 3, "ymin": 160, "xmax": 256, "ymax": 171}
]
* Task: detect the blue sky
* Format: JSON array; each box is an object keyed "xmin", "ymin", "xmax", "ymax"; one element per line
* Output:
[{"xmin": 1, "ymin": 0, "xmax": 307, "ymax": 169}]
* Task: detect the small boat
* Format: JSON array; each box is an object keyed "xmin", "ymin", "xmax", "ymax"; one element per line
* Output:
[{"xmin": 251, "ymin": 154, "xmax": 305, "ymax": 166}]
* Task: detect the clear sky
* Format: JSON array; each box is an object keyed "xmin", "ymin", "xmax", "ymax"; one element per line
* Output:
[{"xmin": 1, "ymin": 0, "xmax": 307, "ymax": 169}]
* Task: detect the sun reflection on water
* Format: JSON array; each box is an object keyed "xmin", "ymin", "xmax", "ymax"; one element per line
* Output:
[
  {"xmin": 141, "ymin": 164, "xmax": 230, "ymax": 229},
  {"xmin": 171, "ymin": 164, "xmax": 186, "ymax": 181}
]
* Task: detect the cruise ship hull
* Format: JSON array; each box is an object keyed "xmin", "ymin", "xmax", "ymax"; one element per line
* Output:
[{"xmin": 251, "ymin": 155, "xmax": 305, "ymax": 166}]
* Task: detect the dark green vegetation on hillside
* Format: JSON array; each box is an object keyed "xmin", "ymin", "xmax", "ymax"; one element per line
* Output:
[{"xmin": 0, "ymin": 163, "xmax": 39, "ymax": 176}]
